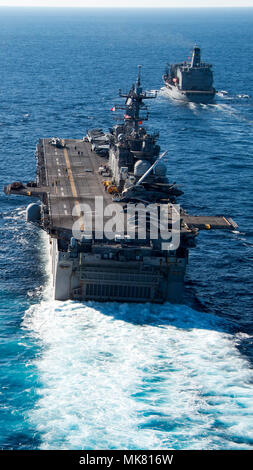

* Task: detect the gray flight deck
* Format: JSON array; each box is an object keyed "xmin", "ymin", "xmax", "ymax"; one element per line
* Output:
[
  {"xmin": 2, "ymin": 65, "xmax": 238, "ymax": 304},
  {"xmin": 4, "ymin": 137, "xmax": 237, "ymax": 236},
  {"xmin": 41, "ymin": 139, "xmax": 114, "ymax": 232}
]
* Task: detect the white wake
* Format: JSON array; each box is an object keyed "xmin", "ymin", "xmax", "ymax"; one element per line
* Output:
[{"xmin": 22, "ymin": 295, "xmax": 253, "ymax": 450}]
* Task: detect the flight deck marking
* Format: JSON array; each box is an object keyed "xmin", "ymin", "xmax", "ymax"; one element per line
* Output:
[{"xmin": 63, "ymin": 144, "xmax": 84, "ymax": 231}]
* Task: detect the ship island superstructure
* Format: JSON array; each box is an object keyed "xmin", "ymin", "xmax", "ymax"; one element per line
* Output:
[
  {"xmin": 163, "ymin": 45, "xmax": 216, "ymax": 103},
  {"xmin": 4, "ymin": 68, "xmax": 236, "ymax": 303}
]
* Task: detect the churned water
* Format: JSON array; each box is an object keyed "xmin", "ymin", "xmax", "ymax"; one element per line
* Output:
[{"xmin": 0, "ymin": 7, "xmax": 252, "ymax": 449}]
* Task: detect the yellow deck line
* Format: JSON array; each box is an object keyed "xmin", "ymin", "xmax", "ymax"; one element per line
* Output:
[
  {"xmin": 223, "ymin": 216, "xmax": 230, "ymax": 227},
  {"xmin": 63, "ymin": 148, "xmax": 78, "ymax": 199},
  {"xmin": 63, "ymin": 144, "xmax": 84, "ymax": 232}
]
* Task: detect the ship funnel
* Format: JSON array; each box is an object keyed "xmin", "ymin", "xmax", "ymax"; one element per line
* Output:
[{"xmin": 191, "ymin": 45, "xmax": 201, "ymax": 67}]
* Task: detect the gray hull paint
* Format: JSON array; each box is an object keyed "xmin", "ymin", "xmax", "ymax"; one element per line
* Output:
[
  {"xmin": 4, "ymin": 67, "xmax": 237, "ymax": 305},
  {"xmin": 51, "ymin": 237, "xmax": 187, "ymax": 304},
  {"xmin": 164, "ymin": 84, "xmax": 215, "ymax": 103}
]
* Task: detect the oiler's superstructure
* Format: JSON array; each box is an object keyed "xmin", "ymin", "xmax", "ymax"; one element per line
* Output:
[
  {"xmin": 163, "ymin": 45, "xmax": 216, "ymax": 103},
  {"xmin": 4, "ymin": 68, "xmax": 236, "ymax": 303}
]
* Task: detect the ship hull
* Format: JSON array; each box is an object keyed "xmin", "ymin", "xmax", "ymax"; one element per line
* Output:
[
  {"xmin": 164, "ymin": 83, "xmax": 215, "ymax": 103},
  {"xmin": 50, "ymin": 237, "xmax": 187, "ymax": 304},
  {"xmin": 3, "ymin": 69, "xmax": 237, "ymax": 306},
  {"xmin": 4, "ymin": 136, "xmax": 236, "ymax": 305}
]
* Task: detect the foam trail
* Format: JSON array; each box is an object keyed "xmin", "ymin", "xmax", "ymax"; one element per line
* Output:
[
  {"xmin": 217, "ymin": 90, "xmax": 229, "ymax": 97},
  {"xmin": 38, "ymin": 230, "xmax": 54, "ymax": 300},
  {"xmin": 159, "ymin": 86, "xmax": 174, "ymax": 93},
  {"xmin": 188, "ymin": 102, "xmax": 198, "ymax": 114},
  {"xmin": 237, "ymin": 94, "xmax": 250, "ymax": 99},
  {"xmin": 159, "ymin": 87, "xmax": 171, "ymax": 98},
  {"xmin": 21, "ymin": 233, "xmax": 253, "ymax": 450},
  {"xmin": 209, "ymin": 103, "xmax": 237, "ymax": 114},
  {"xmin": 22, "ymin": 296, "xmax": 253, "ymax": 450}
]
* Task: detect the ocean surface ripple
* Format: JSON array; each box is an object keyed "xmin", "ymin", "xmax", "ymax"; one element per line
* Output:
[{"xmin": 0, "ymin": 7, "xmax": 252, "ymax": 450}]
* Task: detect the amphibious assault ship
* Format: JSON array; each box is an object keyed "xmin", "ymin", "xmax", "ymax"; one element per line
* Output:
[
  {"xmin": 163, "ymin": 45, "xmax": 216, "ymax": 103},
  {"xmin": 4, "ymin": 68, "xmax": 236, "ymax": 303}
]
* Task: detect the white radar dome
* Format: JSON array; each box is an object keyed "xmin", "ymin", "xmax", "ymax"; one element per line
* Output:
[
  {"xmin": 154, "ymin": 162, "xmax": 167, "ymax": 177},
  {"xmin": 26, "ymin": 203, "xmax": 41, "ymax": 223},
  {"xmin": 134, "ymin": 159, "xmax": 151, "ymax": 176}
]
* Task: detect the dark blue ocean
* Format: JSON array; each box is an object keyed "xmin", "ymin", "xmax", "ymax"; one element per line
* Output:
[{"xmin": 0, "ymin": 7, "xmax": 252, "ymax": 450}]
